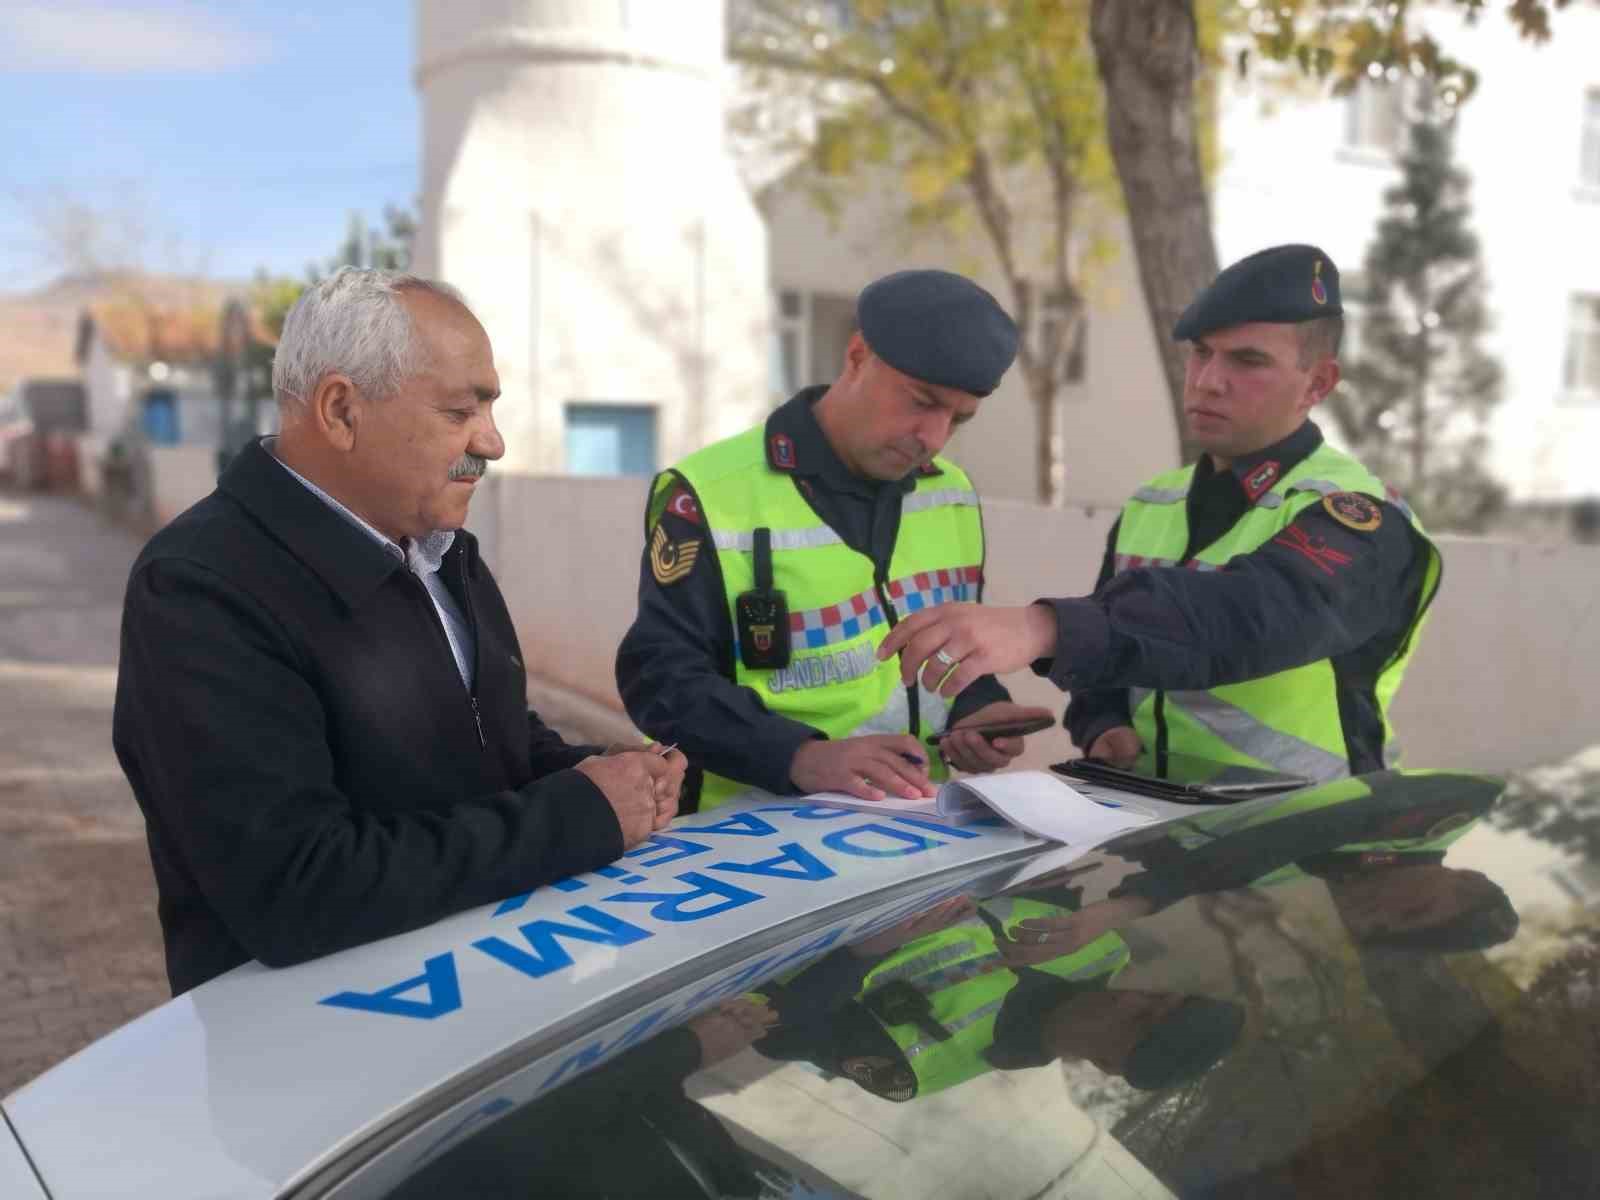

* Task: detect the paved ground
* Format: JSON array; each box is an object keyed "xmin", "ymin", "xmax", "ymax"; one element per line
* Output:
[
  {"xmin": 0, "ymin": 491, "xmax": 162, "ymax": 1096},
  {"xmin": 0, "ymin": 490, "xmax": 610, "ymax": 1098}
]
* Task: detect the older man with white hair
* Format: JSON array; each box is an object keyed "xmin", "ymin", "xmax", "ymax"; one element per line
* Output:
[{"xmin": 113, "ymin": 267, "xmax": 684, "ymax": 996}]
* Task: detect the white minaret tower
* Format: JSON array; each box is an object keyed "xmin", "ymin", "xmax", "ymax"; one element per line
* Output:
[{"xmin": 415, "ymin": 0, "xmax": 770, "ymax": 474}]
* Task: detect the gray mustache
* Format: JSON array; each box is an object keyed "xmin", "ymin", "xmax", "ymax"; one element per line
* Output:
[{"xmin": 449, "ymin": 454, "xmax": 488, "ymax": 481}]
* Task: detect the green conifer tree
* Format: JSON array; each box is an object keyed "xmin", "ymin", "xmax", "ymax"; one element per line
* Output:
[{"xmin": 1330, "ymin": 93, "xmax": 1506, "ymax": 532}]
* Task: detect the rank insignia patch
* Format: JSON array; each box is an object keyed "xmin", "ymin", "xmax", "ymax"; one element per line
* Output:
[
  {"xmin": 1243, "ymin": 459, "xmax": 1281, "ymax": 502},
  {"xmin": 769, "ymin": 433, "xmax": 797, "ymax": 471},
  {"xmin": 650, "ymin": 524, "xmax": 700, "ymax": 585},
  {"xmin": 1322, "ymin": 491, "xmax": 1383, "ymax": 532}
]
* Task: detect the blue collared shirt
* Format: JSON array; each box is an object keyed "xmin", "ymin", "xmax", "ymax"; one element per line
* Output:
[{"xmin": 267, "ymin": 440, "xmax": 476, "ymax": 690}]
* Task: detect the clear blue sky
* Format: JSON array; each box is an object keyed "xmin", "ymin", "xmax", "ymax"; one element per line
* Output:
[{"xmin": 0, "ymin": 1, "xmax": 418, "ymax": 291}]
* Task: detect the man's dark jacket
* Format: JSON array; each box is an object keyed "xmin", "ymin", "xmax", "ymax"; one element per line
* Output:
[{"xmin": 113, "ymin": 439, "xmax": 623, "ymax": 995}]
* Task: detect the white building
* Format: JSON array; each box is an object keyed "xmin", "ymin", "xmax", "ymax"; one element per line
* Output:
[
  {"xmin": 414, "ymin": 0, "xmax": 770, "ymax": 479},
  {"xmin": 415, "ymin": 1, "xmax": 1599, "ymax": 508},
  {"xmin": 1211, "ymin": 5, "xmax": 1600, "ymax": 504}
]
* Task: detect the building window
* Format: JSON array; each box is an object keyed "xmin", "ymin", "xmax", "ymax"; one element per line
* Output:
[
  {"xmin": 768, "ymin": 289, "xmax": 857, "ymax": 401},
  {"xmin": 1562, "ymin": 295, "xmax": 1600, "ymax": 401},
  {"xmin": 1582, "ymin": 89, "xmax": 1600, "ymax": 188},
  {"xmin": 564, "ymin": 403, "xmax": 658, "ymax": 476},
  {"xmin": 770, "ymin": 290, "xmax": 808, "ymax": 400},
  {"xmin": 1343, "ymin": 81, "xmax": 1405, "ymax": 155}
]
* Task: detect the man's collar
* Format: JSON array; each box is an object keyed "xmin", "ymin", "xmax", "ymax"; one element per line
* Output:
[
  {"xmin": 266, "ymin": 438, "xmax": 457, "ymax": 577},
  {"xmin": 1208, "ymin": 420, "xmax": 1324, "ymax": 502},
  {"xmin": 763, "ymin": 387, "xmax": 934, "ymax": 493},
  {"xmin": 219, "ymin": 439, "xmax": 471, "ymax": 610}
]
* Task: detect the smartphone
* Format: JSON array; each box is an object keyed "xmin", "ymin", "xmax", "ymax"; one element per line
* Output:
[{"xmin": 928, "ymin": 715, "xmax": 1055, "ymax": 744}]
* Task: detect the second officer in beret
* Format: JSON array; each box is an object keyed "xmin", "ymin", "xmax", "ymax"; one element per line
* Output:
[
  {"xmin": 879, "ymin": 244, "xmax": 1442, "ymax": 784},
  {"xmin": 615, "ymin": 269, "xmax": 1052, "ymax": 810}
]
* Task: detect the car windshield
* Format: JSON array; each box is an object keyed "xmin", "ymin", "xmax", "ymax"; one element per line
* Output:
[{"xmin": 354, "ymin": 766, "xmax": 1594, "ymax": 1200}]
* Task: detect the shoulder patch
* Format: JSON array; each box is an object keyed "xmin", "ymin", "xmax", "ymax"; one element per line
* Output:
[
  {"xmin": 650, "ymin": 524, "xmax": 701, "ymax": 586},
  {"xmin": 768, "ymin": 433, "xmax": 797, "ymax": 471},
  {"xmin": 663, "ymin": 484, "xmax": 702, "ymax": 527},
  {"xmin": 1322, "ymin": 491, "xmax": 1383, "ymax": 532}
]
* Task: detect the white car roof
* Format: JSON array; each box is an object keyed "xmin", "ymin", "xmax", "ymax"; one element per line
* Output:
[{"xmin": 4, "ymin": 802, "xmax": 1040, "ymax": 1199}]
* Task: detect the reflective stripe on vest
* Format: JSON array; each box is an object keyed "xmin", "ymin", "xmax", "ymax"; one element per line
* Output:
[
  {"xmin": 671, "ymin": 426, "xmax": 985, "ymax": 808},
  {"xmin": 1130, "ymin": 687, "xmax": 1351, "ymax": 782},
  {"xmin": 711, "ymin": 526, "xmax": 844, "ymax": 552},
  {"xmin": 857, "ymin": 900, "xmax": 1131, "ymax": 1096},
  {"xmin": 1116, "ymin": 441, "xmax": 1440, "ymax": 780}
]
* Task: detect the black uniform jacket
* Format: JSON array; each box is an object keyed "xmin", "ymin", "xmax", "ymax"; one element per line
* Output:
[
  {"xmin": 1042, "ymin": 422, "xmax": 1436, "ymax": 774},
  {"xmin": 616, "ymin": 387, "xmax": 1007, "ymax": 808},
  {"xmin": 113, "ymin": 438, "xmax": 623, "ymax": 995}
]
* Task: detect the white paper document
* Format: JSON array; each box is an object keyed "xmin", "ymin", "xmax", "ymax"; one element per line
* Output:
[{"xmin": 807, "ymin": 769, "xmax": 1160, "ymax": 847}]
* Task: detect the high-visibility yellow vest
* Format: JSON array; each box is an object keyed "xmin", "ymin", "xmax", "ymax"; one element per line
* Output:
[
  {"xmin": 668, "ymin": 426, "xmax": 986, "ymax": 808},
  {"xmin": 855, "ymin": 896, "xmax": 1129, "ymax": 1099},
  {"xmin": 1114, "ymin": 441, "xmax": 1441, "ymax": 782}
]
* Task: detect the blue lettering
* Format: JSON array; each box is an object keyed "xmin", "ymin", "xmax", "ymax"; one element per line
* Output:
[
  {"xmin": 821, "ymin": 822, "xmax": 945, "ymax": 858},
  {"xmin": 893, "ymin": 816, "xmax": 982, "ymax": 839},
  {"xmin": 319, "ymin": 953, "xmax": 462, "ymax": 1020},
  {"xmin": 624, "ymin": 834, "xmax": 714, "ymax": 868},
  {"xmin": 539, "ymin": 1006, "xmax": 672, "ymax": 1094},
  {"xmin": 678, "ymin": 811, "xmax": 780, "ymax": 837},
  {"xmin": 411, "ymin": 1096, "xmax": 514, "ymax": 1168},
  {"xmin": 763, "ymin": 925, "xmax": 848, "ymax": 977},
  {"xmin": 473, "ymin": 905, "xmax": 652, "ymax": 979},
  {"xmin": 663, "ymin": 954, "xmax": 784, "ymax": 1018},
  {"xmin": 753, "ymin": 803, "xmax": 854, "ymax": 821},
  {"xmin": 710, "ymin": 841, "xmax": 836, "ymax": 883},
  {"xmin": 493, "ymin": 892, "xmax": 533, "ymax": 915},
  {"xmin": 604, "ymin": 871, "xmax": 764, "ymax": 922}
]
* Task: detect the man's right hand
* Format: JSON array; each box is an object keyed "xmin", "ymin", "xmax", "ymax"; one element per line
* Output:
[
  {"xmin": 576, "ymin": 750, "xmax": 681, "ymax": 848},
  {"xmin": 790, "ymin": 735, "xmax": 937, "ymax": 803},
  {"xmin": 1087, "ymin": 725, "xmax": 1142, "ymax": 767}
]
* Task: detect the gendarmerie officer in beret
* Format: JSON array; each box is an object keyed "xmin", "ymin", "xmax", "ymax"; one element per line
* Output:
[
  {"xmin": 615, "ymin": 269, "xmax": 1052, "ymax": 810},
  {"xmin": 879, "ymin": 245, "xmax": 1442, "ymax": 784}
]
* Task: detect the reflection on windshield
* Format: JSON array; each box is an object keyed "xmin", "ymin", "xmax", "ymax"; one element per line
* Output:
[{"xmin": 386, "ymin": 770, "xmax": 1600, "ymax": 1199}]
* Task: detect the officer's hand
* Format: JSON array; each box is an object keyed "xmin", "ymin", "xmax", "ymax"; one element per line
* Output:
[
  {"xmin": 688, "ymin": 996, "xmax": 778, "ymax": 1067},
  {"xmin": 790, "ymin": 736, "xmax": 937, "ymax": 803},
  {"xmin": 576, "ymin": 750, "xmax": 681, "ymax": 847},
  {"xmin": 940, "ymin": 702, "xmax": 1055, "ymax": 773},
  {"xmin": 1087, "ymin": 726, "xmax": 1142, "ymax": 768},
  {"xmin": 877, "ymin": 602, "xmax": 1059, "ymax": 698},
  {"xmin": 997, "ymin": 896, "xmax": 1154, "ymax": 967}
]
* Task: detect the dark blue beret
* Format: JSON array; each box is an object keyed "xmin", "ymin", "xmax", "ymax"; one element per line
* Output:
[
  {"xmin": 858, "ymin": 269, "xmax": 1019, "ymax": 397},
  {"xmin": 1173, "ymin": 244, "xmax": 1342, "ymax": 341}
]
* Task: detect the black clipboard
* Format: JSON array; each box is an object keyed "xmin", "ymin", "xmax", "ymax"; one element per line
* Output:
[{"xmin": 1050, "ymin": 753, "xmax": 1310, "ymax": 804}]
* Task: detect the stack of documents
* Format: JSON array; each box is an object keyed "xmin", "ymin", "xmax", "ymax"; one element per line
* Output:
[{"xmin": 806, "ymin": 770, "xmax": 1161, "ymax": 848}]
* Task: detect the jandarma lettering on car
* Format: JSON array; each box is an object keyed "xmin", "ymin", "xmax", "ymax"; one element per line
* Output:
[{"xmin": 316, "ymin": 803, "xmax": 1025, "ymax": 1022}]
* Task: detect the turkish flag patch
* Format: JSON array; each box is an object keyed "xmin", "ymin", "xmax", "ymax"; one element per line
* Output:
[{"xmin": 665, "ymin": 485, "xmax": 702, "ymax": 526}]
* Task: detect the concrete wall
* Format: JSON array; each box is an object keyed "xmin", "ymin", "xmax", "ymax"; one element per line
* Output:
[
  {"xmin": 147, "ymin": 445, "xmax": 217, "ymax": 528},
  {"xmin": 474, "ymin": 474, "xmax": 1600, "ymax": 775}
]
